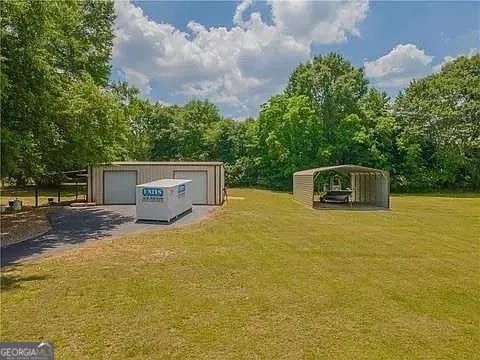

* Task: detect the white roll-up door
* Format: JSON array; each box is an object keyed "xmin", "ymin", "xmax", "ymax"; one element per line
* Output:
[
  {"xmin": 174, "ymin": 171, "xmax": 207, "ymax": 204},
  {"xmin": 104, "ymin": 171, "xmax": 137, "ymax": 204}
]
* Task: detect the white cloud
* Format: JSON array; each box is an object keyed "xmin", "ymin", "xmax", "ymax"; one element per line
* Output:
[
  {"xmin": 432, "ymin": 47, "xmax": 478, "ymax": 72},
  {"xmin": 233, "ymin": 0, "xmax": 253, "ymax": 26},
  {"xmin": 365, "ymin": 45, "xmax": 480, "ymax": 92},
  {"xmin": 364, "ymin": 44, "xmax": 433, "ymax": 88},
  {"xmin": 268, "ymin": 0, "xmax": 369, "ymax": 44},
  {"xmin": 122, "ymin": 68, "xmax": 152, "ymax": 95},
  {"xmin": 112, "ymin": 0, "xmax": 369, "ymax": 117}
]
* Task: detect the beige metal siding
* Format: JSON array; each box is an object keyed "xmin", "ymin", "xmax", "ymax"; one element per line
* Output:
[
  {"xmin": 350, "ymin": 171, "xmax": 390, "ymax": 208},
  {"xmin": 87, "ymin": 166, "xmax": 92, "ymax": 202},
  {"xmin": 215, "ymin": 164, "xmax": 225, "ymax": 205},
  {"xmin": 91, "ymin": 163, "xmax": 223, "ymax": 205},
  {"xmin": 214, "ymin": 165, "xmax": 220, "ymax": 205},
  {"xmin": 293, "ymin": 174, "xmax": 314, "ymax": 207},
  {"xmin": 296, "ymin": 166, "xmax": 390, "ymax": 209},
  {"xmin": 378, "ymin": 171, "xmax": 390, "ymax": 208},
  {"xmin": 174, "ymin": 170, "xmax": 208, "ymax": 204},
  {"xmin": 370, "ymin": 171, "xmax": 389, "ymax": 208},
  {"xmin": 220, "ymin": 165, "xmax": 225, "ymax": 204}
]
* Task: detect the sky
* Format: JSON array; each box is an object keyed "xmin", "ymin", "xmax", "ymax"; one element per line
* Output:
[{"xmin": 111, "ymin": 0, "xmax": 480, "ymax": 119}]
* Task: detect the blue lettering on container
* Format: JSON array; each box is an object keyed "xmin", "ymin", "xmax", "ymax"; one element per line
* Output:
[
  {"xmin": 142, "ymin": 188, "xmax": 164, "ymax": 197},
  {"xmin": 178, "ymin": 184, "xmax": 186, "ymax": 194}
]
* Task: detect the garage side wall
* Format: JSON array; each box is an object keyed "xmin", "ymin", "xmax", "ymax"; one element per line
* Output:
[
  {"xmin": 220, "ymin": 165, "xmax": 225, "ymax": 204},
  {"xmin": 91, "ymin": 164, "xmax": 222, "ymax": 205},
  {"xmin": 217, "ymin": 165, "xmax": 225, "ymax": 205},
  {"xmin": 293, "ymin": 174, "xmax": 313, "ymax": 207}
]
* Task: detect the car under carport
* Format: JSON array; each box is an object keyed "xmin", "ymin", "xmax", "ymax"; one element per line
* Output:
[{"xmin": 293, "ymin": 164, "xmax": 390, "ymax": 209}]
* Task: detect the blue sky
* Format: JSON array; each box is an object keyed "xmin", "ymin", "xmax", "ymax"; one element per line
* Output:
[{"xmin": 112, "ymin": 1, "xmax": 479, "ymax": 118}]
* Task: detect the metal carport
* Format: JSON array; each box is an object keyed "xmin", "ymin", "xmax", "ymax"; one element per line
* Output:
[{"xmin": 293, "ymin": 165, "xmax": 390, "ymax": 209}]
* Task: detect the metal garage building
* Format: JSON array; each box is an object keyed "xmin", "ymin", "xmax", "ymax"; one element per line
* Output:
[
  {"xmin": 88, "ymin": 162, "xmax": 224, "ymax": 205},
  {"xmin": 293, "ymin": 165, "xmax": 390, "ymax": 209}
]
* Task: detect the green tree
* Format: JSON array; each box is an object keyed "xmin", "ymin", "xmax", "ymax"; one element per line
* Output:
[
  {"xmin": 110, "ymin": 82, "xmax": 157, "ymax": 161},
  {"xmin": 224, "ymin": 118, "xmax": 260, "ymax": 187},
  {"xmin": 286, "ymin": 52, "xmax": 368, "ymax": 138},
  {"xmin": 1, "ymin": 0, "xmax": 117, "ymax": 183},
  {"xmin": 359, "ymin": 89, "xmax": 396, "ymax": 169},
  {"xmin": 46, "ymin": 77, "xmax": 128, "ymax": 170},
  {"xmin": 204, "ymin": 118, "xmax": 242, "ymax": 164},
  {"xmin": 253, "ymin": 53, "xmax": 393, "ymax": 189},
  {"xmin": 284, "ymin": 53, "xmax": 382, "ymax": 170},
  {"xmin": 394, "ymin": 54, "xmax": 480, "ymax": 190},
  {"xmin": 179, "ymin": 100, "xmax": 223, "ymax": 159},
  {"xmin": 256, "ymin": 94, "xmax": 319, "ymax": 188},
  {"xmin": 149, "ymin": 104, "xmax": 185, "ymax": 161},
  {"xmin": 149, "ymin": 100, "xmax": 224, "ymax": 162}
]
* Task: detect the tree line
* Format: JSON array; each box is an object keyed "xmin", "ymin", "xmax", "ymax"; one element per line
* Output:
[{"xmin": 2, "ymin": 1, "xmax": 479, "ymax": 191}]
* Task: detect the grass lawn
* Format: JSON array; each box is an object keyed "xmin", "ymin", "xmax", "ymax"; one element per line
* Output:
[
  {"xmin": 1, "ymin": 189, "xmax": 479, "ymax": 359},
  {"xmin": 1, "ymin": 184, "xmax": 87, "ymax": 207}
]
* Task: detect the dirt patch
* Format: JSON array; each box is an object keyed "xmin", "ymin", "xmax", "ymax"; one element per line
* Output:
[{"xmin": 0, "ymin": 207, "xmax": 51, "ymax": 247}]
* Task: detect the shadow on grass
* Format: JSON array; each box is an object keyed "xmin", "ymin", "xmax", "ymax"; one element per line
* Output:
[
  {"xmin": 1, "ymin": 207, "xmax": 134, "ymax": 267},
  {"xmin": 1, "ymin": 265, "xmax": 48, "ymax": 291}
]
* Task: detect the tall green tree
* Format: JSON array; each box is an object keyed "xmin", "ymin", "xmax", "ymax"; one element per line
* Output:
[
  {"xmin": 1, "ymin": 0, "xmax": 119, "ymax": 183},
  {"xmin": 46, "ymin": 77, "xmax": 128, "ymax": 170},
  {"xmin": 179, "ymin": 100, "xmax": 223, "ymax": 159},
  {"xmin": 149, "ymin": 100, "xmax": 224, "ymax": 162},
  {"xmin": 285, "ymin": 53, "xmax": 377, "ymax": 167},
  {"xmin": 224, "ymin": 118, "xmax": 260, "ymax": 186},
  {"xmin": 204, "ymin": 118, "xmax": 242, "ymax": 164},
  {"xmin": 252, "ymin": 53, "xmax": 393, "ymax": 189},
  {"xmin": 394, "ymin": 54, "xmax": 480, "ymax": 190},
  {"xmin": 111, "ymin": 82, "xmax": 156, "ymax": 161},
  {"xmin": 256, "ymin": 94, "xmax": 319, "ymax": 188},
  {"xmin": 149, "ymin": 104, "xmax": 185, "ymax": 161},
  {"xmin": 286, "ymin": 53, "xmax": 368, "ymax": 138}
]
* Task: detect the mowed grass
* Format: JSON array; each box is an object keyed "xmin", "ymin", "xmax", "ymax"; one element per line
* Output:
[
  {"xmin": 1, "ymin": 185, "xmax": 87, "ymax": 207},
  {"xmin": 1, "ymin": 189, "xmax": 479, "ymax": 359}
]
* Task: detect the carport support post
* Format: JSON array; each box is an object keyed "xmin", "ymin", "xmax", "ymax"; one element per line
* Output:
[
  {"xmin": 57, "ymin": 187, "xmax": 61, "ymax": 204},
  {"xmin": 75, "ymin": 180, "xmax": 78, "ymax": 200},
  {"xmin": 35, "ymin": 186, "xmax": 39, "ymax": 208}
]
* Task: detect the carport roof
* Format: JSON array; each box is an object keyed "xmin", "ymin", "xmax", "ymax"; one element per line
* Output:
[{"xmin": 294, "ymin": 164, "xmax": 385, "ymax": 176}]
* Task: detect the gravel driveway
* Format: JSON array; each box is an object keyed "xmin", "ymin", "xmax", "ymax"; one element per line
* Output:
[{"xmin": 1, "ymin": 205, "xmax": 216, "ymax": 266}]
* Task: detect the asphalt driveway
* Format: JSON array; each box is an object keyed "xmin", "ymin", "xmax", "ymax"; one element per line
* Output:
[{"xmin": 1, "ymin": 205, "xmax": 216, "ymax": 266}]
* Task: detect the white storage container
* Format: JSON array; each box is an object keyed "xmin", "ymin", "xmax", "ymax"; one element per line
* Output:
[{"xmin": 136, "ymin": 179, "xmax": 192, "ymax": 222}]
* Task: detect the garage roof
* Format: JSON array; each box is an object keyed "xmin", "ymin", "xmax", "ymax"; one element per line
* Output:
[
  {"xmin": 137, "ymin": 179, "xmax": 192, "ymax": 188},
  {"xmin": 294, "ymin": 164, "xmax": 385, "ymax": 176},
  {"xmin": 103, "ymin": 161, "xmax": 223, "ymax": 166}
]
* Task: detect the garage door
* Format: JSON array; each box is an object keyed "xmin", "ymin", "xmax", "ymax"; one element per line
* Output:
[
  {"xmin": 104, "ymin": 171, "xmax": 137, "ymax": 204},
  {"xmin": 174, "ymin": 171, "xmax": 207, "ymax": 204}
]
